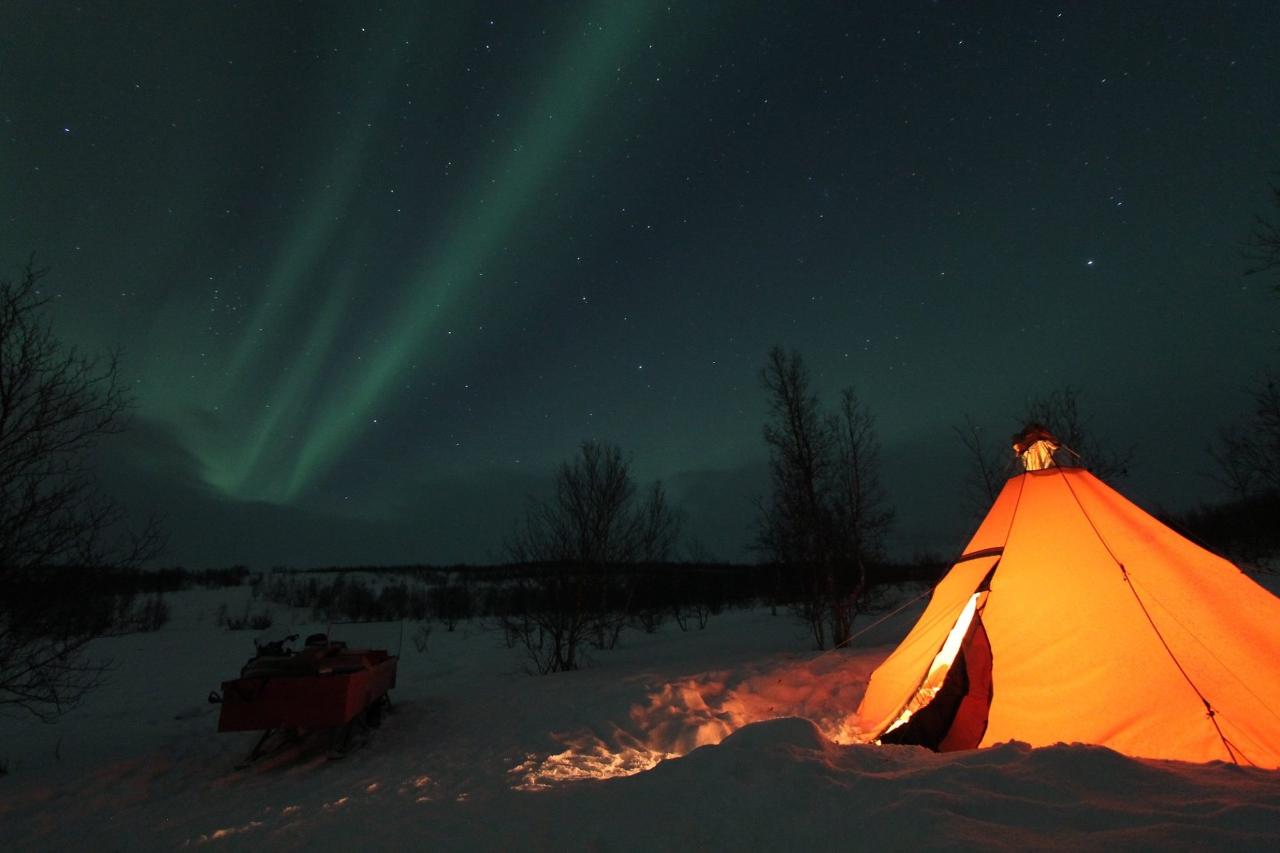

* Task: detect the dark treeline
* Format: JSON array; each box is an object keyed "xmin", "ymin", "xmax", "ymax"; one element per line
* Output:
[
  {"xmin": 0, "ymin": 564, "xmax": 251, "ymax": 653},
  {"xmin": 249, "ymin": 557, "xmax": 947, "ymax": 673},
  {"xmin": 251, "ymin": 559, "xmax": 946, "ymax": 628},
  {"xmin": 5, "ymin": 557, "xmax": 947, "ymax": 680},
  {"xmin": 1162, "ymin": 491, "xmax": 1280, "ymax": 565},
  {"xmin": 10, "ymin": 564, "xmax": 250, "ymax": 596},
  {"xmin": 4, "ymin": 558, "xmax": 949, "ymax": 625}
]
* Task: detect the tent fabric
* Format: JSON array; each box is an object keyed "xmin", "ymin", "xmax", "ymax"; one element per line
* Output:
[{"xmin": 856, "ymin": 467, "xmax": 1280, "ymax": 768}]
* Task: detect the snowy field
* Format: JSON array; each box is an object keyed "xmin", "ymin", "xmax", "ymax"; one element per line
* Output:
[{"xmin": 2, "ymin": 583, "xmax": 1280, "ymax": 851}]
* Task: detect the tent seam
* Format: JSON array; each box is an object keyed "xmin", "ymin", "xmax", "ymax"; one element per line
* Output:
[{"xmin": 1057, "ymin": 470, "xmax": 1244, "ymax": 766}]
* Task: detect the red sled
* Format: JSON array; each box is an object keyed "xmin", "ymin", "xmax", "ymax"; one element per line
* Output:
[{"xmin": 211, "ymin": 634, "xmax": 398, "ymax": 763}]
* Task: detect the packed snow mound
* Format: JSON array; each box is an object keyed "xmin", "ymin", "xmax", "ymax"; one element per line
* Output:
[
  {"xmin": 535, "ymin": 734, "xmax": 1280, "ymax": 853},
  {"xmin": 710, "ymin": 714, "xmax": 830, "ymax": 751}
]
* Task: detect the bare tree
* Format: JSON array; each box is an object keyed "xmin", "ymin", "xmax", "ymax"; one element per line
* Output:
[
  {"xmin": 505, "ymin": 440, "xmax": 681, "ymax": 673},
  {"xmin": 953, "ymin": 414, "xmax": 1011, "ymax": 518},
  {"xmin": 955, "ymin": 387, "xmax": 1133, "ymax": 499},
  {"xmin": 1210, "ymin": 375, "xmax": 1280, "ymax": 499},
  {"xmin": 827, "ymin": 387, "xmax": 894, "ymax": 645},
  {"xmin": 756, "ymin": 347, "xmax": 835, "ymax": 647},
  {"xmin": 756, "ymin": 347, "xmax": 835, "ymax": 564},
  {"xmin": 0, "ymin": 259, "xmax": 162, "ymax": 721},
  {"xmin": 1244, "ymin": 182, "xmax": 1280, "ymax": 286},
  {"xmin": 1208, "ymin": 178, "xmax": 1280, "ymax": 499},
  {"xmin": 756, "ymin": 348, "xmax": 893, "ymax": 649},
  {"xmin": 1208, "ymin": 423, "xmax": 1263, "ymax": 501},
  {"xmin": 1022, "ymin": 387, "xmax": 1133, "ymax": 479}
]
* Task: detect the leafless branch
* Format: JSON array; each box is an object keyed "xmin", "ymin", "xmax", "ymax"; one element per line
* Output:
[{"xmin": 0, "ymin": 259, "xmax": 163, "ymax": 720}]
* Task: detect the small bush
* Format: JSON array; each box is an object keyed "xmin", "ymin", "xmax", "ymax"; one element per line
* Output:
[
  {"xmin": 635, "ymin": 608, "xmax": 665, "ymax": 634},
  {"xmin": 221, "ymin": 599, "xmax": 273, "ymax": 631},
  {"xmin": 429, "ymin": 583, "xmax": 472, "ymax": 631},
  {"xmin": 134, "ymin": 595, "xmax": 171, "ymax": 632},
  {"xmin": 412, "ymin": 622, "xmax": 432, "ymax": 653}
]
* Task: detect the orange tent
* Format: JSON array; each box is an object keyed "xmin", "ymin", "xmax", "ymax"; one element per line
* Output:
[{"xmin": 856, "ymin": 456, "xmax": 1280, "ymax": 767}]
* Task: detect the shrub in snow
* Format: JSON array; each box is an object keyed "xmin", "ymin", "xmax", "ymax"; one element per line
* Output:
[
  {"xmin": 429, "ymin": 583, "xmax": 472, "ymax": 631},
  {"xmin": 412, "ymin": 622, "xmax": 432, "ymax": 653},
  {"xmin": 219, "ymin": 599, "xmax": 274, "ymax": 631},
  {"xmin": 132, "ymin": 595, "xmax": 170, "ymax": 633}
]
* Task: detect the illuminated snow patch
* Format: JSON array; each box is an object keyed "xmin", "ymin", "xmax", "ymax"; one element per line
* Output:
[
  {"xmin": 512, "ymin": 654, "xmax": 872, "ymax": 789},
  {"xmin": 187, "ymin": 819, "xmax": 264, "ymax": 846}
]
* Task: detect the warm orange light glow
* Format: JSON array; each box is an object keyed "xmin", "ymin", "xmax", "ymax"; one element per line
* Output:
[
  {"xmin": 512, "ymin": 742, "xmax": 678, "ymax": 791},
  {"xmin": 512, "ymin": 654, "xmax": 875, "ymax": 789},
  {"xmin": 1012, "ymin": 424, "xmax": 1059, "ymax": 470},
  {"xmin": 1018, "ymin": 439, "xmax": 1057, "ymax": 470},
  {"xmin": 189, "ymin": 820, "xmax": 265, "ymax": 845},
  {"xmin": 857, "ymin": 468, "xmax": 1280, "ymax": 768},
  {"xmin": 399, "ymin": 774, "xmax": 436, "ymax": 803}
]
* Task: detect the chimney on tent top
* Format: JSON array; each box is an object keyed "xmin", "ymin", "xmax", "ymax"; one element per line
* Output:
[{"xmin": 1012, "ymin": 423, "xmax": 1059, "ymax": 471}]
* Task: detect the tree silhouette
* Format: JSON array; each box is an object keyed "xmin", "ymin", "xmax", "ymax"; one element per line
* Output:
[
  {"xmin": 1208, "ymin": 395, "xmax": 1280, "ymax": 501},
  {"xmin": 0, "ymin": 259, "xmax": 162, "ymax": 721},
  {"xmin": 505, "ymin": 440, "xmax": 680, "ymax": 673},
  {"xmin": 955, "ymin": 386, "xmax": 1133, "ymax": 515},
  {"xmin": 1021, "ymin": 386, "xmax": 1133, "ymax": 480},
  {"xmin": 827, "ymin": 386, "xmax": 894, "ymax": 644},
  {"xmin": 1208, "ymin": 178, "xmax": 1280, "ymax": 498},
  {"xmin": 953, "ymin": 414, "xmax": 1012, "ymax": 517},
  {"xmin": 1244, "ymin": 181, "xmax": 1280, "ymax": 286},
  {"xmin": 756, "ymin": 347, "xmax": 893, "ymax": 649}
]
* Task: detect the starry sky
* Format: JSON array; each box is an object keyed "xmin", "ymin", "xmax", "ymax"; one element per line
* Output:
[{"xmin": 3, "ymin": 1, "xmax": 1278, "ymax": 567}]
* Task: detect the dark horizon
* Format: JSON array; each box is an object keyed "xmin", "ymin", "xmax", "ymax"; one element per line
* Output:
[{"xmin": 4, "ymin": 2, "xmax": 1278, "ymax": 569}]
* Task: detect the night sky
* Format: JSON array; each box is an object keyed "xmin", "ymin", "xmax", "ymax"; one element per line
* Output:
[{"xmin": 3, "ymin": 2, "xmax": 1278, "ymax": 567}]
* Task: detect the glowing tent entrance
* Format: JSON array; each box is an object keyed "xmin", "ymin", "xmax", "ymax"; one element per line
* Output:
[{"xmin": 856, "ymin": 466, "xmax": 1280, "ymax": 768}]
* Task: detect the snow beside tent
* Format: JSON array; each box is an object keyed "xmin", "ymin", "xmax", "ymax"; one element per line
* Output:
[{"xmin": 2, "ymin": 584, "xmax": 1279, "ymax": 851}]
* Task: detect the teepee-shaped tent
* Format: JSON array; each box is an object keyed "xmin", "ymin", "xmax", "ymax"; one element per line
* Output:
[{"xmin": 856, "ymin": 428, "xmax": 1280, "ymax": 768}]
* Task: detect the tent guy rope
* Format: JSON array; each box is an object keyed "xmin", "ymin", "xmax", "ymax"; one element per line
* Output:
[{"xmin": 1057, "ymin": 469, "xmax": 1246, "ymax": 766}]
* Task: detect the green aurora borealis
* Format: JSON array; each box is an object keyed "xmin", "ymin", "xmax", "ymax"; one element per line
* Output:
[
  {"xmin": 200, "ymin": 3, "xmax": 661, "ymax": 504},
  {"xmin": 3, "ymin": 2, "xmax": 1279, "ymax": 566}
]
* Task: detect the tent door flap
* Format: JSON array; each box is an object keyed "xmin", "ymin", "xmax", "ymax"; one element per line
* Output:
[{"xmin": 879, "ymin": 608, "xmax": 993, "ymax": 752}]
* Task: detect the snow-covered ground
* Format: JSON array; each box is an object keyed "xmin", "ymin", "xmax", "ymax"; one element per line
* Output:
[{"xmin": 3, "ymin": 583, "xmax": 1280, "ymax": 851}]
